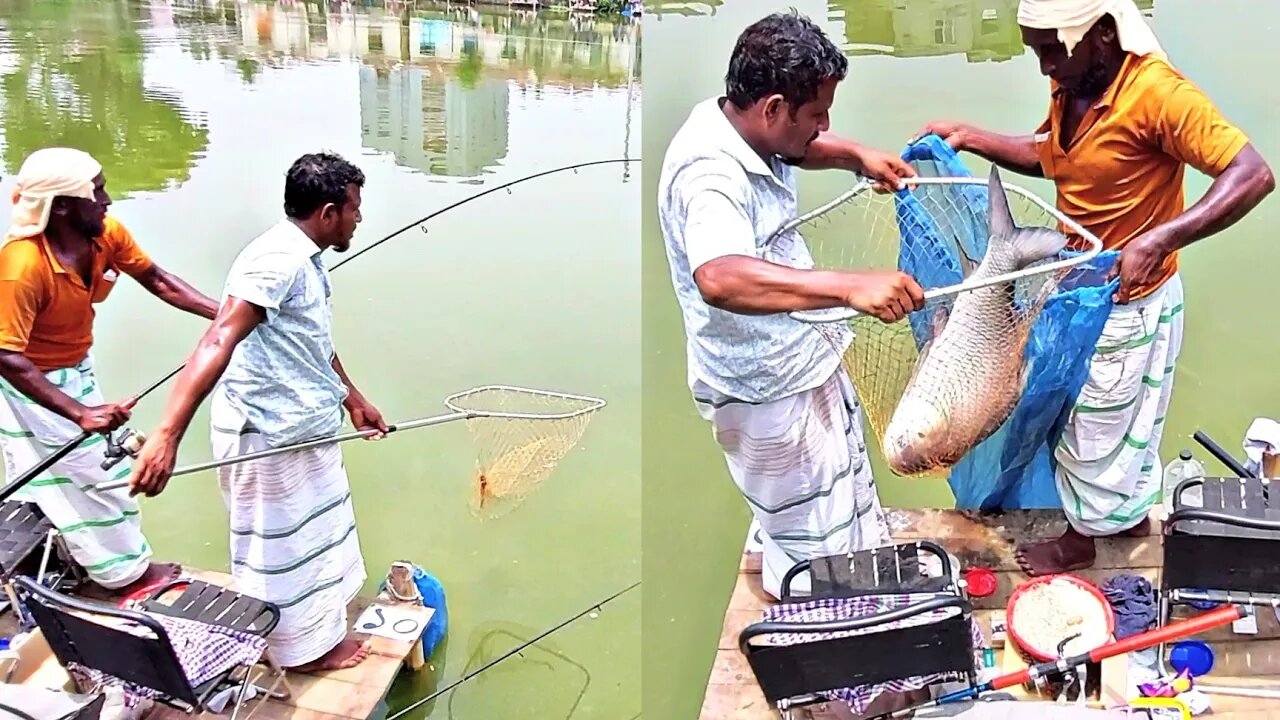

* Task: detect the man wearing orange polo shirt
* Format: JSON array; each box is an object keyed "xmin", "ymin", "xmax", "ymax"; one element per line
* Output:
[
  {"xmin": 920, "ymin": 0, "xmax": 1274, "ymax": 576},
  {"xmin": 0, "ymin": 147, "xmax": 219, "ymax": 596}
]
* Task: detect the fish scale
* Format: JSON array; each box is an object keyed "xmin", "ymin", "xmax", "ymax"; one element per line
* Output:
[{"xmin": 882, "ymin": 166, "xmax": 1068, "ymax": 476}]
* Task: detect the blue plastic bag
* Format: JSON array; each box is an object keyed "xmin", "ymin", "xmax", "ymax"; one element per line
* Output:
[
  {"xmin": 891, "ymin": 136, "xmax": 1120, "ymax": 509},
  {"xmin": 380, "ymin": 564, "xmax": 449, "ymax": 657}
]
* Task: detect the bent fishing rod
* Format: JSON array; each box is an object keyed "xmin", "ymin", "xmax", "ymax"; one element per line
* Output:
[
  {"xmin": 384, "ymin": 579, "xmax": 639, "ymax": 720},
  {"xmin": 0, "ymin": 157, "xmax": 636, "ymax": 503}
]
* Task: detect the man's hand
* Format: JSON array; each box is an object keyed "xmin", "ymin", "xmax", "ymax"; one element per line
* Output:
[
  {"xmin": 127, "ymin": 432, "xmax": 179, "ymax": 498},
  {"xmin": 1112, "ymin": 228, "xmax": 1176, "ymax": 304},
  {"xmin": 842, "ymin": 270, "xmax": 927, "ymax": 323},
  {"xmin": 856, "ymin": 146, "xmax": 917, "ymax": 194},
  {"xmin": 913, "ymin": 121, "xmax": 971, "ymax": 150},
  {"xmin": 74, "ymin": 401, "xmax": 133, "ymax": 434},
  {"xmin": 345, "ymin": 394, "xmax": 389, "ymax": 440}
]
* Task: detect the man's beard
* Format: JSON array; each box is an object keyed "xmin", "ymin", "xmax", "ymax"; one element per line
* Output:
[{"xmin": 1075, "ymin": 59, "xmax": 1116, "ymax": 97}]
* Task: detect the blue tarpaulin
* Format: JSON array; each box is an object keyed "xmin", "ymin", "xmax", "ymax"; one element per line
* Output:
[{"xmin": 889, "ymin": 135, "xmax": 1120, "ymax": 509}]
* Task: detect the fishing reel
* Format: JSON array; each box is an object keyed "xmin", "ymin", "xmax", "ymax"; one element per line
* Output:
[{"xmin": 100, "ymin": 427, "xmax": 146, "ymax": 471}]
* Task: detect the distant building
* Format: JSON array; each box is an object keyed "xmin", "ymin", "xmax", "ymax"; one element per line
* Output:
[{"xmin": 358, "ymin": 64, "xmax": 510, "ymax": 180}]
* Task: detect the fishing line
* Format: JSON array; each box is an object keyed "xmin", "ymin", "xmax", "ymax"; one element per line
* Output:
[
  {"xmin": 385, "ymin": 580, "xmax": 639, "ymax": 720},
  {"xmin": 0, "ymin": 157, "xmax": 637, "ymax": 502}
]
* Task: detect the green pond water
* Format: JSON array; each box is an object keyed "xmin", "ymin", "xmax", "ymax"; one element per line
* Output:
[
  {"xmin": 641, "ymin": 0, "xmax": 1280, "ymax": 718},
  {"xmin": 0, "ymin": 1, "xmax": 639, "ymax": 718}
]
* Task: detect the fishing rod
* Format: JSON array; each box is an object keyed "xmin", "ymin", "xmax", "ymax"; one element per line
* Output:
[
  {"xmin": 385, "ymin": 580, "xmax": 640, "ymax": 720},
  {"xmin": 0, "ymin": 158, "xmax": 636, "ymax": 503},
  {"xmin": 880, "ymin": 603, "xmax": 1246, "ymax": 718}
]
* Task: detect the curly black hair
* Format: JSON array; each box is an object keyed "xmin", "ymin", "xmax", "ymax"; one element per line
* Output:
[
  {"xmin": 724, "ymin": 10, "xmax": 847, "ymax": 116},
  {"xmin": 283, "ymin": 151, "xmax": 365, "ymax": 219}
]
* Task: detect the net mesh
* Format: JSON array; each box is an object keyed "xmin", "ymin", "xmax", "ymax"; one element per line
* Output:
[
  {"xmin": 792, "ymin": 170, "xmax": 1095, "ymax": 479},
  {"xmin": 445, "ymin": 386, "xmax": 605, "ymax": 520}
]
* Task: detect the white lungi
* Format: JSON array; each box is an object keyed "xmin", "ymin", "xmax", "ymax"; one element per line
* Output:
[
  {"xmin": 1055, "ymin": 272, "xmax": 1185, "ymax": 535},
  {"xmin": 210, "ymin": 392, "xmax": 366, "ymax": 667},
  {"xmin": 0, "ymin": 356, "xmax": 150, "ymax": 588},
  {"xmin": 694, "ymin": 367, "xmax": 890, "ymax": 599}
]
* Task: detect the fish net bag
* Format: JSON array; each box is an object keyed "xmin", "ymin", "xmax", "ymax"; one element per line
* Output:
[
  {"xmin": 786, "ymin": 158, "xmax": 1102, "ymax": 480},
  {"xmin": 444, "ymin": 386, "xmax": 605, "ymax": 520}
]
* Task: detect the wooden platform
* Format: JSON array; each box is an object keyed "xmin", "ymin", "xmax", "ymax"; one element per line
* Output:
[
  {"xmin": 6, "ymin": 567, "xmax": 432, "ymax": 719},
  {"xmin": 701, "ymin": 508, "xmax": 1280, "ymax": 720}
]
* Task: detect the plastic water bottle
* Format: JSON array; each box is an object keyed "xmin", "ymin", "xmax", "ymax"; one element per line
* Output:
[{"xmin": 1163, "ymin": 450, "xmax": 1205, "ymax": 513}]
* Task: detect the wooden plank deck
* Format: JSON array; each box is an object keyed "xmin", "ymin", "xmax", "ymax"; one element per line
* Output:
[
  {"xmin": 702, "ymin": 508, "xmax": 1280, "ymax": 719},
  {"xmin": 7, "ymin": 567, "xmax": 431, "ymax": 719}
]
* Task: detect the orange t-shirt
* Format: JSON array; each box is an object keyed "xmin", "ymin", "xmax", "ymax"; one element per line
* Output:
[
  {"xmin": 0, "ymin": 215, "xmax": 154, "ymax": 371},
  {"xmin": 1034, "ymin": 52, "xmax": 1250, "ymax": 300}
]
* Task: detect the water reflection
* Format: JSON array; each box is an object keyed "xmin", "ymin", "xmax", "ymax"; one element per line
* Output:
[
  {"xmin": 0, "ymin": 0, "xmax": 639, "ymax": 186},
  {"xmin": 832, "ymin": 0, "xmax": 1153, "ymax": 63},
  {"xmin": 190, "ymin": 1, "xmax": 639, "ymax": 180},
  {"xmin": 0, "ymin": 0, "xmax": 210, "ymax": 195}
]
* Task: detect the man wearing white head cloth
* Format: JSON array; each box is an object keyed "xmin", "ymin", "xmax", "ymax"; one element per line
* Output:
[
  {"xmin": 919, "ymin": 0, "xmax": 1274, "ymax": 576},
  {"xmin": 0, "ymin": 147, "xmax": 219, "ymax": 596}
]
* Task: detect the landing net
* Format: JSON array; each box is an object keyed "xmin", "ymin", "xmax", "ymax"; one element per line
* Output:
[
  {"xmin": 786, "ymin": 171, "xmax": 1102, "ymax": 479},
  {"xmin": 444, "ymin": 385, "xmax": 606, "ymax": 519}
]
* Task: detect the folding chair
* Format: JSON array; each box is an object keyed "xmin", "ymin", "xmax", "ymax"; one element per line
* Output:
[
  {"xmin": 11, "ymin": 574, "xmax": 288, "ymax": 719},
  {"xmin": 0, "ymin": 500, "xmax": 85, "ymax": 617},
  {"xmin": 1158, "ymin": 475, "xmax": 1280, "ymax": 687},
  {"xmin": 739, "ymin": 541, "xmax": 981, "ymax": 718}
]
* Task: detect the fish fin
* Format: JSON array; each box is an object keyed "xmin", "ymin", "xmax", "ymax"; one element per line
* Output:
[
  {"xmin": 987, "ymin": 164, "xmax": 1016, "ymax": 239},
  {"xmin": 915, "ymin": 305, "xmax": 949, "ymax": 365},
  {"xmin": 986, "ymin": 164, "xmax": 1068, "ymax": 270}
]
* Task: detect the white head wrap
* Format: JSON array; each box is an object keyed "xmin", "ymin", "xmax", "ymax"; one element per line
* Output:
[
  {"xmin": 1017, "ymin": 0, "xmax": 1165, "ymax": 61},
  {"xmin": 5, "ymin": 147, "xmax": 102, "ymax": 242}
]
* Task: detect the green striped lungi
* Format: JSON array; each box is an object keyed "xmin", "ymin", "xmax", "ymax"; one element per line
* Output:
[
  {"xmin": 1055, "ymin": 272, "xmax": 1185, "ymax": 535},
  {"xmin": 0, "ymin": 355, "xmax": 151, "ymax": 588}
]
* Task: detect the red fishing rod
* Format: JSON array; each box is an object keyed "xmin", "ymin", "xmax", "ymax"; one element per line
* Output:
[{"xmin": 886, "ymin": 603, "xmax": 1245, "ymax": 717}]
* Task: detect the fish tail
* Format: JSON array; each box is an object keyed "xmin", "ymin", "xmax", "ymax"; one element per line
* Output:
[{"xmin": 986, "ymin": 165, "xmax": 1067, "ymax": 270}]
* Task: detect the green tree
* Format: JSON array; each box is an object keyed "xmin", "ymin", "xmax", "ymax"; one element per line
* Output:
[{"xmin": 0, "ymin": 0, "xmax": 209, "ymax": 198}]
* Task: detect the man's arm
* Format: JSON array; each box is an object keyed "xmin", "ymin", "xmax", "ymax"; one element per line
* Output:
[
  {"xmin": 694, "ymin": 256, "xmax": 921, "ymax": 320},
  {"xmin": 681, "ymin": 180, "xmax": 924, "ymax": 323},
  {"xmin": 0, "ymin": 271, "xmax": 131, "ymax": 433},
  {"xmin": 790, "ymin": 132, "xmax": 917, "ymax": 190},
  {"xmin": 127, "ymin": 299, "xmax": 264, "ymax": 497},
  {"xmin": 133, "ymin": 265, "xmax": 220, "ymax": 320},
  {"xmin": 917, "ymin": 122, "xmax": 1045, "ymax": 178},
  {"xmin": 1149, "ymin": 144, "xmax": 1274, "ymax": 252},
  {"xmin": 1148, "ymin": 75, "xmax": 1276, "ymax": 250},
  {"xmin": 107, "ymin": 219, "xmax": 219, "ymax": 320},
  {"xmin": 331, "ymin": 353, "xmax": 388, "ymax": 437},
  {"xmin": 1111, "ymin": 78, "xmax": 1275, "ymax": 303},
  {"xmin": 151, "ymin": 299, "xmax": 263, "ymax": 444},
  {"xmin": 0, "ymin": 351, "xmax": 130, "ymax": 432}
]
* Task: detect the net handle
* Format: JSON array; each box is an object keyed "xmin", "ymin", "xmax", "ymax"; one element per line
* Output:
[
  {"xmin": 442, "ymin": 384, "xmax": 607, "ymax": 421},
  {"xmin": 778, "ymin": 176, "xmax": 1104, "ymax": 325}
]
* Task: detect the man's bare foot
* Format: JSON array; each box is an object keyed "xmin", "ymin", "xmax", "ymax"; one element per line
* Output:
[
  {"xmin": 1015, "ymin": 526, "xmax": 1096, "ymax": 576},
  {"xmin": 82, "ymin": 561, "xmax": 182, "ymax": 601},
  {"xmin": 289, "ymin": 636, "xmax": 371, "ymax": 674}
]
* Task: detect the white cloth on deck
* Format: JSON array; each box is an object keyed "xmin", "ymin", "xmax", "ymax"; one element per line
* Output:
[
  {"xmin": 1017, "ymin": 0, "xmax": 1166, "ymax": 60},
  {"xmin": 1242, "ymin": 418, "xmax": 1280, "ymax": 478},
  {"xmin": 5, "ymin": 147, "xmax": 101, "ymax": 244},
  {"xmin": 0, "ymin": 355, "xmax": 150, "ymax": 588},
  {"xmin": 695, "ymin": 367, "xmax": 890, "ymax": 600},
  {"xmin": 1054, "ymin": 272, "xmax": 1184, "ymax": 536},
  {"xmin": 209, "ymin": 388, "xmax": 366, "ymax": 668}
]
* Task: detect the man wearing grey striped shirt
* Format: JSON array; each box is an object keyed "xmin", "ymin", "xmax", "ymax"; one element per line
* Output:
[
  {"xmin": 129, "ymin": 152, "xmax": 388, "ymax": 673},
  {"xmin": 658, "ymin": 11, "xmax": 926, "ymax": 599}
]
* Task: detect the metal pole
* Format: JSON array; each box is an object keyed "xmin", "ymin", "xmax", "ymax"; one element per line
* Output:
[{"xmin": 91, "ymin": 411, "xmax": 471, "ymax": 493}]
